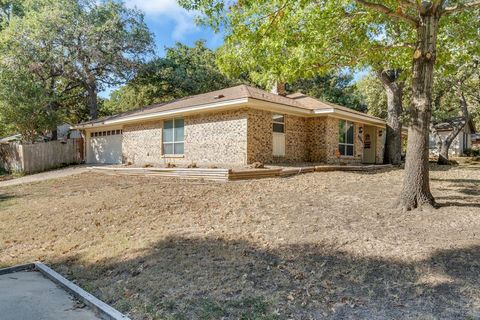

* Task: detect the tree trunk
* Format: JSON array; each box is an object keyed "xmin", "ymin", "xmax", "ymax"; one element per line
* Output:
[
  {"xmin": 87, "ymin": 81, "xmax": 98, "ymax": 120},
  {"xmin": 376, "ymin": 70, "xmax": 403, "ymax": 165},
  {"xmin": 51, "ymin": 129, "xmax": 58, "ymax": 141},
  {"xmin": 437, "ymin": 141, "xmax": 450, "ymax": 165},
  {"xmin": 399, "ymin": 11, "xmax": 440, "ymax": 211}
]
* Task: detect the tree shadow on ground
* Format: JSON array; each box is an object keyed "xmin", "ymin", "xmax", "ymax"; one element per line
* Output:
[
  {"xmin": 0, "ymin": 194, "xmax": 14, "ymax": 201},
  {"xmin": 431, "ymin": 178, "xmax": 480, "ymax": 184},
  {"xmin": 429, "ymin": 164, "xmax": 456, "ymax": 171},
  {"xmin": 53, "ymin": 238, "xmax": 480, "ymax": 320},
  {"xmin": 436, "ymin": 201, "xmax": 480, "ymax": 208},
  {"xmin": 0, "ymin": 193, "xmax": 17, "ymax": 207}
]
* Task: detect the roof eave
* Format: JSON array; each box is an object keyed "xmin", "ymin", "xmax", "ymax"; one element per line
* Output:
[
  {"xmin": 73, "ymin": 97, "xmax": 250, "ymax": 129},
  {"xmin": 314, "ymin": 108, "xmax": 386, "ymax": 126}
]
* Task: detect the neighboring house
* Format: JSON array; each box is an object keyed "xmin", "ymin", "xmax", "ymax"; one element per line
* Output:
[
  {"xmin": 0, "ymin": 123, "xmax": 81, "ymax": 144},
  {"xmin": 75, "ymin": 85, "xmax": 388, "ymax": 166},
  {"xmin": 429, "ymin": 118, "xmax": 476, "ymax": 156},
  {"xmin": 472, "ymin": 133, "xmax": 480, "ymax": 149}
]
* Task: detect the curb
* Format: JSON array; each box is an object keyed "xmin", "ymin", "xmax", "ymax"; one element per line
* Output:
[{"xmin": 0, "ymin": 262, "xmax": 129, "ymax": 320}]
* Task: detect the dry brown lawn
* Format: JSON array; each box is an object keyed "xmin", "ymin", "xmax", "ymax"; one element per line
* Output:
[{"xmin": 0, "ymin": 161, "xmax": 479, "ymax": 319}]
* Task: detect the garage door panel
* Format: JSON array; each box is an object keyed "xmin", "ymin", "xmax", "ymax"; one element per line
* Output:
[{"xmin": 88, "ymin": 135, "xmax": 122, "ymax": 164}]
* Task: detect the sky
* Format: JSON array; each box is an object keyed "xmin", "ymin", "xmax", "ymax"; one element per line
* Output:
[
  {"xmin": 101, "ymin": 0, "xmax": 366, "ymax": 97},
  {"xmin": 99, "ymin": 0, "xmax": 221, "ymax": 97},
  {"xmin": 124, "ymin": 0, "xmax": 222, "ymax": 56}
]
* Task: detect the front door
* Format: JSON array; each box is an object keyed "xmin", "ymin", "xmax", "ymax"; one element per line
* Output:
[{"xmin": 363, "ymin": 126, "xmax": 376, "ymax": 164}]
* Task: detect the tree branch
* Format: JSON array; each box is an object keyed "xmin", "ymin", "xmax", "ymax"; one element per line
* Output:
[
  {"xmin": 353, "ymin": 0, "xmax": 419, "ymax": 27},
  {"xmin": 444, "ymin": 0, "xmax": 480, "ymax": 14},
  {"xmin": 398, "ymin": 0, "xmax": 417, "ymax": 9}
]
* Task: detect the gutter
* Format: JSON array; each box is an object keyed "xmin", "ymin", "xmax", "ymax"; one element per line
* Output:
[
  {"xmin": 74, "ymin": 96, "xmax": 386, "ymax": 129},
  {"xmin": 315, "ymin": 108, "xmax": 386, "ymax": 126},
  {"xmin": 73, "ymin": 98, "xmax": 249, "ymax": 129}
]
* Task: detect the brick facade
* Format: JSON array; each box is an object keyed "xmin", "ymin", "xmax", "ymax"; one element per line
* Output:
[
  {"xmin": 120, "ymin": 108, "xmax": 385, "ymax": 166},
  {"xmin": 123, "ymin": 121, "xmax": 163, "ymax": 165},
  {"xmin": 306, "ymin": 118, "xmax": 327, "ymax": 162},
  {"xmin": 322, "ymin": 118, "xmax": 363, "ymax": 164},
  {"xmin": 184, "ymin": 109, "xmax": 248, "ymax": 165},
  {"xmin": 246, "ymin": 109, "xmax": 310, "ymax": 163},
  {"xmin": 285, "ymin": 115, "xmax": 309, "ymax": 162}
]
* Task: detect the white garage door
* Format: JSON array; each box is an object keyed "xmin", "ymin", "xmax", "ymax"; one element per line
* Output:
[{"xmin": 87, "ymin": 129, "xmax": 123, "ymax": 164}]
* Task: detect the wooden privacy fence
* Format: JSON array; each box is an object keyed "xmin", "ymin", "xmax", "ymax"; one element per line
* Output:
[{"xmin": 0, "ymin": 139, "xmax": 83, "ymax": 174}]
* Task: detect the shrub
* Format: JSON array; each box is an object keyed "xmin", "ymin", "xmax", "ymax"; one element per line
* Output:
[{"xmin": 464, "ymin": 148, "xmax": 480, "ymax": 157}]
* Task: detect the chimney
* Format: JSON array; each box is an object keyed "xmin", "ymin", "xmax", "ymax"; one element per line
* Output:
[{"xmin": 270, "ymin": 81, "xmax": 286, "ymax": 96}]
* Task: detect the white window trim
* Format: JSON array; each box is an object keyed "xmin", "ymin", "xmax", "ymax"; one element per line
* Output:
[
  {"xmin": 339, "ymin": 120, "xmax": 355, "ymax": 157},
  {"xmin": 163, "ymin": 118, "xmax": 184, "ymax": 155}
]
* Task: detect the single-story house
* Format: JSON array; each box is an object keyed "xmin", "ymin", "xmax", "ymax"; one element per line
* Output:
[
  {"xmin": 471, "ymin": 133, "xmax": 480, "ymax": 149},
  {"xmin": 75, "ymin": 85, "xmax": 388, "ymax": 166},
  {"xmin": 429, "ymin": 117, "xmax": 476, "ymax": 156}
]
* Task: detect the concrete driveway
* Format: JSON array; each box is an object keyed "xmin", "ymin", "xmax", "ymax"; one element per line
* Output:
[
  {"xmin": 0, "ymin": 270, "xmax": 102, "ymax": 320},
  {"xmin": 0, "ymin": 165, "xmax": 91, "ymax": 188}
]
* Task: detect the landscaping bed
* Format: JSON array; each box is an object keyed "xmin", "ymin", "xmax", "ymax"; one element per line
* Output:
[{"xmin": 0, "ymin": 162, "xmax": 479, "ymax": 319}]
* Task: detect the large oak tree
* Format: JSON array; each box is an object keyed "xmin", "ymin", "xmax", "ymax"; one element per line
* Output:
[
  {"xmin": 0, "ymin": 0, "xmax": 153, "ymax": 133},
  {"xmin": 180, "ymin": 0, "xmax": 480, "ymax": 210}
]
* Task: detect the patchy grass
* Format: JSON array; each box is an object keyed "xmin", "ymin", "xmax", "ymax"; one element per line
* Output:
[{"xmin": 0, "ymin": 164, "xmax": 479, "ymax": 319}]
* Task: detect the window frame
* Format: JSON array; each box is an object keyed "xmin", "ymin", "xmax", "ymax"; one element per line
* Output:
[
  {"xmin": 162, "ymin": 118, "xmax": 185, "ymax": 155},
  {"xmin": 272, "ymin": 114, "xmax": 285, "ymax": 134},
  {"xmin": 338, "ymin": 120, "xmax": 355, "ymax": 157}
]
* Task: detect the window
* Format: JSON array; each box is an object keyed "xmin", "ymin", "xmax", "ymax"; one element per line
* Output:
[
  {"xmin": 272, "ymin": 114, "xmax": 285, "ymax": 133},
  {"xmin": 163, "ymin": 118, "xmax": 184, "ymax": 155},
  {"xmin": 91, "ymin": 130, "xmax": 122, "ymax": 137},
  {"xmin": 338, "ymin": 120, "xmax": 354, "ymax": 156}
]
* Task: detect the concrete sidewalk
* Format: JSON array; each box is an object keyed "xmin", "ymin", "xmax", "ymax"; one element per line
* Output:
[
  {"xmin": 0, "ymin": 270, "xmax": 102, "ymax": 320},
  {"xmin": 0, "ymin": 165, "xmax": 91, "ymax": 188}
]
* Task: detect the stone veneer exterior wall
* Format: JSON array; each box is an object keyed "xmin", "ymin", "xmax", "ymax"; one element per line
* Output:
[{"xmin": 123, "ymin": 121, "xmax": 163, "ymax": 165}]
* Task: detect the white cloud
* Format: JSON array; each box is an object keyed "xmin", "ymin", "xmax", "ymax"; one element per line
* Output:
[{"xmin": 125, "ymin": 0, "xmax": 198, "ymax": 40}]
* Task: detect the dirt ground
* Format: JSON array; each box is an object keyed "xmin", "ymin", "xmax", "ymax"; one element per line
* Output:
[
  {"xmin": 0, "ymin": 161, "xmax": 479, "ymax": 319},
  {"xmin": 0, "ymin": 172, "xmax": 13, "ymax": 182}
]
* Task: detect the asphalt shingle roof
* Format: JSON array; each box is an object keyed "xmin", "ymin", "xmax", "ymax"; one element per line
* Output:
[{"xmin": 79, "ymin": 84, "xmax": 384, "ymax": 126}]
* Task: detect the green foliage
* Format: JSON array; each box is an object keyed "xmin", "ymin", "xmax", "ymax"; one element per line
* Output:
[
  {"xmin": 356, "ymin": 74, "xmax": 387, "ymax": 118},
  {"xmin": 0, "ymin": 0, "xmax": 153, "ymax": 138},
  {"xmin": 181, "ymin": 0, "xmax": 414, "ymax": 87},
  {"xmin": 0, "ymin": 66, "xmax": 59, "ymax": 142},
  {"xmin": 0, "ymin": 112, "xmax": 14, "ymax": 137},
  {"xmin": 104, "ymin": 42, "xmax": 367, "ymax": 115},
  {"xmin": 0, "ymin": 0, "xmax": 24, "ymax": 29},
  {"xmin": 356, "ymin": 73, "xmax": 412, "ymax": 120},
  {"xmin": 463, "ymin": 148, "xmax": 480, "ymax": 157},
  {"xmin": 288, "ymin": 73, "xmax": 367, "ymax": 112},
  {"xmin": 102, "ymin": 41, "xmax": 244, "ymax": 115}
]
